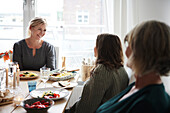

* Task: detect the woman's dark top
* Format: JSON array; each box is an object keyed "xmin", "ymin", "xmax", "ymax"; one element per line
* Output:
[
  {"xmin": 13, "ymin": 39, "xmax": 56, "ymax": 71},
  {"xmin": 96, "ymin": 82, "xmax": 170, "ymax": 113}
]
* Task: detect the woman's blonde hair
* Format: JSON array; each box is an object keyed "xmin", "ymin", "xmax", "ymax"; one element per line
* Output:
[
  {"xmin": 125, "ymin": 20, "xmax": 170, "ymax": 76},
  {"xmin": 27, "ymin": 17, "xmax": 47, "ymax": 36}
]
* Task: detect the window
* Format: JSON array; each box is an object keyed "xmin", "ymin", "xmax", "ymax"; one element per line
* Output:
[
  {"xmin": 76, "ymin": 11, "xmax": 89, "ymax": 24},
  {"xmin": 36, "ymin": 0, "xmax": 108, "ymax": 69},
  {"xmin": 0, "ymin": 0, "xmax": 108, "ymax": 69},
  {"xmin": 57, "ymin": 11, "xmax": 63, "ymax": 21},
  {"xmin": 0, "ymin": 0, "xmax": 23, "ymax": 40},
  {"xmin": 0, "ymin": 0, "xmax": 23, "ymax": 52}
]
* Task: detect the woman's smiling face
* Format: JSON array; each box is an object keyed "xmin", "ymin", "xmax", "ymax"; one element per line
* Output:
[{"xmin": 30, "ymin": 23, "xmax": 46, "ymax": 40}]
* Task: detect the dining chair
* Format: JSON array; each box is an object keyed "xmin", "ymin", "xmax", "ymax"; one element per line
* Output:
[{"xmin": 55, "ymin": 46, "xmax": 59, "ymax": 69}]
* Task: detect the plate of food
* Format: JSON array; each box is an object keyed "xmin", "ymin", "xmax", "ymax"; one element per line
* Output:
[
  {"xmin": 30, "ymin": 87, "xmax": 69, "ymax": 100},
  {"xmin": 19, "ymin": 71, "xmax": 39, "ymax": 80},
  {"xmin": 0, "ymin": 89, "xmax": 14, "ymax": 106},
  {"xmin": 52, "ymin": 80, "xmax": 78, "ymax": 89},
  {"xmin": 49, "ymin": 69, "xmax": 77, "ymax": 81}
]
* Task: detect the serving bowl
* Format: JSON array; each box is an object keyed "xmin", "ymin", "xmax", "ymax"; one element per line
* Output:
[
  {"xmin": 20, "ymin": 98, "xmax": 54, "ymax": 113},
  {"xmin": 49, "ymin": 71, "xmax": 76, "ymax": 81}
]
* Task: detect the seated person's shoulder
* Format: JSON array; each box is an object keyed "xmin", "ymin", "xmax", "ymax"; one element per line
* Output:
[
  {"xmin": 138, "ymin": 85, "xmax": 170, "ymax": 111},
  {"xmin": 43, "ymin": 41, "xmax": 54, "ymax": 48},
  {"xmin": 14, "ymin": 39, "xmax": 25, "ymax": 46},
  {"xmin": 94, "ymin": 64, "xmax": 106, "ymax": 72},
  {"xmin": 96, "ymin": 64, "xmax": 106, "ymax": 69}
]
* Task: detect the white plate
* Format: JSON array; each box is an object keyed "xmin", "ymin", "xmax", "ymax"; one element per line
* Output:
[
  {"xmin": 49, "ymin": 72, "xmax": 76, "ymax": 81},
  {"xmin": 30, "ymin": 87, "xmax": 69, "ymax": 100},
  {"xmin": 19, "ymin": 71, "xmax": 39, "ymax": 80},
  {"xmin": 52, "ymin": 82, "xmax": 78, "ymax": 89}
]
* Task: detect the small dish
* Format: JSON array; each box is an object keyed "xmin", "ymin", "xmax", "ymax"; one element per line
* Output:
[
  {"xmin": 20, "ymin": 98, "xmax": 54, "ymax": 113},
  {"xmin": 52, "ymin": 81, "xmax": 78, "ymax": 89}
]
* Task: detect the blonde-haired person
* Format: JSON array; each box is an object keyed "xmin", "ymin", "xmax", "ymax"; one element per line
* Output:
[
  {"xmin": 13, "ymin": 17, "xmax": 56, "ymax": 71},
  {"xmin": 96, "ymin": 20, "xmax": 170, "ymax": 113},
  {"xmin": 65, "ymin": 33, "xmax": 129, "ymax": 113}
]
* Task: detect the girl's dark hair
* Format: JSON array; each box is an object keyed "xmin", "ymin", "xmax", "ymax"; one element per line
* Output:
[{"xmin": 92, "ymin": 33, "xmax": 124, "ymax": 72}]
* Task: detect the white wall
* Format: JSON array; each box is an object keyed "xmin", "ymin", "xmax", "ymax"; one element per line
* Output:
[{"xmin": 128, "ymin": 0, "xmax": 170, "ymax": 30}]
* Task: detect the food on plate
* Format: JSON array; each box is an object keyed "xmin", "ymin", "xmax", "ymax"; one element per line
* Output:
[
  {"xmin": 0, "ymin": 89, "xmax": 14, "ymax": 103},
  {"xmin": 58, "ymin": 81, "xmax": 70, "ymax": 87},
  {"xmin": 42, "ymin": 91, "xmax": 60, "ymax": 99},
  {"xmin": 51, "ymin": 72, "xmax": 60, "ymax": 76},
  {"xmin": 50, "ymin": 72, "xmax": 73, "ymax": 77},
  {"xmin": 19, "ymin": 72, "xmax": 38, "ymax": 78},
  {"xmin": 50, "ymin": 69, "xmax": 77, "ymax": 81},
  {"xmin": 25, "ymin": 100, "xmax": 50, "ymax": 108}
]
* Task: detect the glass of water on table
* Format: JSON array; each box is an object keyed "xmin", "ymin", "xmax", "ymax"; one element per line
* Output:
[{"xmin": 40, "ymin": 67, "xmax": 50, "ymax": 87}]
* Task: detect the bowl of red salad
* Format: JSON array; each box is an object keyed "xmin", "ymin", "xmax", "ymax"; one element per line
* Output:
[{"xmin": 20, "ymin": 98, "xmax": 54, "ymax": 113}]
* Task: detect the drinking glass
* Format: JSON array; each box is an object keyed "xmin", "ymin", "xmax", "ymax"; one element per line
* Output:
[
  {"xmin": 13, "ymin": 87, "xmax": 24, "ymax": 106},
  {"xmin": 0, "ymin": 68, "xmax": 5, "ymax": 90},
  {"xmin": 8, "ymin": 62, "xmax": 18, "ymax": 77},
  {"xmin": 28, "ymin": 81, "xmax": 37, "ymax": 92},
  {"xmin": 8, "ymin": 62, "xmax": 17, "ymax": 86},
  {"xmin": 40, "ymin": 67, "xmax": 50, "ymax": 87}
]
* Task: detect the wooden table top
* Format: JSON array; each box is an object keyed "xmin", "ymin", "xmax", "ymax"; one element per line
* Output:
[{"xmin": 0, "ymin": 72, "xmax": 79, "ymax": 113}]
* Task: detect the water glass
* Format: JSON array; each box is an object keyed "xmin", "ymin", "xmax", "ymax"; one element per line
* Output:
[
  {"xmin": 13, "ymin": 93, "xmax": 24, "ymax": 106},
  {"xmin": 40, "ymin": 67, "xmax": 50, "ymax": 87},
  {"xmin": 8, "ymin": 62, "xmax": 18, "ymax": 77},
  {"xmin": 0, "ymin": 68, "xmax": 5, "ymax": 89},
  {"xmin": 28, "ymin": 81, "xmax": 37, "ymax": 92}
]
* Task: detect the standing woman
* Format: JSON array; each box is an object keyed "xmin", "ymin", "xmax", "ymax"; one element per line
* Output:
[
  {"xmin": 65, "ymin": 33, "xmax": 129, "ymax": 113},
  {"xmin": 96, "ymin": 20, "xmax": 170, "ymax": 113},
  {"xmin": 13, "ymin": 17, "xmax": 56, "ymax": 71}
]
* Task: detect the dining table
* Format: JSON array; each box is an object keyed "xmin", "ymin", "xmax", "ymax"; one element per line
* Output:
[{"xmin": 0, "ymin": 71, "xmax": 80, "ymax": 113}]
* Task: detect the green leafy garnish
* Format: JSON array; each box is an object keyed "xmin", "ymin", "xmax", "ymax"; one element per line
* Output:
[
  {"xmin": 30, "ymin": 74, "xmax": 35, "ymax": 77},
  {"xmin": 24, "ymin": 72, "xmax": 29, "ymax": 74}
]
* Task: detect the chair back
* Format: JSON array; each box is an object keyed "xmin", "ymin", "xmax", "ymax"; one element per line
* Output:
[{"xmin": 55, "ymin": 46, "xmax": 59, "ymax": 69}]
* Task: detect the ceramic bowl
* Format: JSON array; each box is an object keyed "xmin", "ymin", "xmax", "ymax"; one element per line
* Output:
[{"xmin": 20, "ymin": 98, "xmax": 54, "ymax": 113}]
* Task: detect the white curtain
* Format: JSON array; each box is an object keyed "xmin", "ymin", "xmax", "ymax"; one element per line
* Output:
[
  {"xmin": 104, "ymin": 0, "xmax": 129, "ymax": 40},
  {"xmin": 104, "ymin": 0, "xmax": 133, "ymax": 79},
  {"xmin": 105, "ymin": 0, "xmax": 170, "ymax": 40}
]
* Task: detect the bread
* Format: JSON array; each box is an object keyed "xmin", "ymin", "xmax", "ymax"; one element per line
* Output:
[
  {"xmin": 0, "ymin": 89, "xmax": 14, "ymax": 103},
  {"xmin": 58, "ymin": 81, "xmax": 70, "ymax": 87}
]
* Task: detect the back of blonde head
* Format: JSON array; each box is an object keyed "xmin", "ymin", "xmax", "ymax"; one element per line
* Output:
[{"xmin": 127, "ymin": 20, "xmax": 170, "ymax": 76}]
